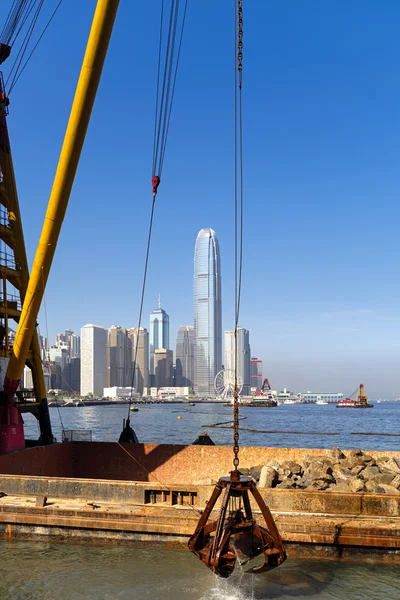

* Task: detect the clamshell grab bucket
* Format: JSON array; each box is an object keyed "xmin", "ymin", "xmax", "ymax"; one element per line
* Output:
[{"xmin": 188, "ymin": 474, "xmax": 286, "ymax": 578}]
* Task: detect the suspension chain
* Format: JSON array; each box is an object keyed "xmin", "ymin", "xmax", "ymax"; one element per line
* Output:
[
  {"xmin": 233, "ymin": 0, "xmax": 243, "ymax": 475},
  {"xmin": 237, "ymin": 0, "xmax": 243, "ymax": 84}
]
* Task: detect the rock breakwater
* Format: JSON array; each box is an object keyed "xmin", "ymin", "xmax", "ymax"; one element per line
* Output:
[{"xmin": 240, "ymin": 447, "xmax": 400, "ymax": 493}]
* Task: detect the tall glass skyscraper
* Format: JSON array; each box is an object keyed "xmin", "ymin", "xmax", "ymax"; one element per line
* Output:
[
  {"xmin": 194, "ymin": 228, "xmax": 222, "ymax": 396},
  {"xmin": 149, "ymin": 298, "xmax": 169, "ymax": 376},
  {"xmin": 176, "ymin": 325, "xmax": 195, "ymax": 387}
]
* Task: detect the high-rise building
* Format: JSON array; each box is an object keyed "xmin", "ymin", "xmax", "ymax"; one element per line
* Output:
[
  {"xmin": 107, "ymin": 326, "xmax": 131, "ymax": 388},
  {"xmin": 39, "ymin": 335, "xmax": 48, "ymax": 361},
  {"xmin": 149, "ymin": 297, "xmax": 169, "ymax": 376},
  {"xmin": 194, "ymin": 228, "xmax": 222, "ymax": 396},
  {"xmin": 70, "ymin": 334, "xmax": 81, "ymax": 358},
  {"xmin": 250, "ymin": 357, "xmax": 263, "ymax": 391},
  {"xmin": 175, "ymin": 325, "xmax": 194, "ymax": 388},
  {"xmin": 128, "ymin": 327, "xmax": 149, "ymax": 394},
  {"xmin": 154, "ymin": 348, "xmax": 174, "ymax": 388},
  {"xmin": 69, "ymin": 357, "xmax": 81, "ymax": 393},
  {"xmin": 224, "ymin": 328, "xmax": 251, "ymax": 396},
  {"xmin": 81, "ymin": 324, "xmax": 107, "ymax": 396}
]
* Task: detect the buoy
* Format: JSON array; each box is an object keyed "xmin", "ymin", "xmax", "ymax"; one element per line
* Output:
[{"xmin": 177, "ymin": 415, "xmax": 182, "ymax": 420}]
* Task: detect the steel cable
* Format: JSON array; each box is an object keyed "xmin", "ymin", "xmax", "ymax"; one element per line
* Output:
[
  {"xmin": 8, "ymin": 0, "xmax": 64, "ymax": 94},
  {"xmin": 126, "ymin": 0, "xmax": 188, "ymax": 420}
]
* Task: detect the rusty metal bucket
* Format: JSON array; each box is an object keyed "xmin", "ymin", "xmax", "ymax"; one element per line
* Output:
[{"xmin": 188, "ymin": 474, "xmax": 286, "ymax": 578}]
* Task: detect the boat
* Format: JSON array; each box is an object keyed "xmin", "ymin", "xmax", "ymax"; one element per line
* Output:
[
  {"xmin": 248, "ymin": 378, "xmax": 278, "ymax": 407},
  {"xmin": 336, "ymin": 384, "xmax": 373, "ymax": 408},
  {"xmin": 316, "ymin": 399, "xmax": 328, "ymax": 405},
  {"xmin": 245, "ymin": 399, "xmax": 278, "ymax": 408},
  {"xmin": 189, "ymin": 402, "xmax": 195, "ymax": 406},
  {"xmin": 130, "ymin": 406, "xmax": 139, "ymax": 412}
]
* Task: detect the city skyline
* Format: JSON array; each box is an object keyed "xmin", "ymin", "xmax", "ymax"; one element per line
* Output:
[{"xmin": 1, "ymin": 2, "xmax": 398, "ymax": 399}]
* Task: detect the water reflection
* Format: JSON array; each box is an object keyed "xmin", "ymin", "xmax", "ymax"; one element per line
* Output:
[{"xmin": 0, "ymin": 540, "xmax": 398, "ymax": 600}]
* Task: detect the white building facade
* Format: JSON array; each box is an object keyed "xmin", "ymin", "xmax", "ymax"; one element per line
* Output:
[
  {"xmin": 149, "ymin": 298, "xmax": 169, "ymax": 377},
  {"xmin": 81, "ymin": 324, "xmax": 107, "ymax": 396},
  {"xmin": 224, "ymin": 328, "xmax": 251, "ymax": 396}
]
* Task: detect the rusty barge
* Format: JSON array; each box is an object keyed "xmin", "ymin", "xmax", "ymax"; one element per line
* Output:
[{"xmin": 0, "ymin": 442, "xmax": 399, "ymax": 563}]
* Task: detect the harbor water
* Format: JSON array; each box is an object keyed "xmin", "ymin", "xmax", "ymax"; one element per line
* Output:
[
  {"xmin": 1, "ymin": 540, "xmax": 399, "ymax": 600},
  {"xmin": 23, "ymin": 400, "xmax": 400, "ymax": 451},
  {"xmin": 14, "ymin": 402, "xmax": 400, "ymax": 598}
]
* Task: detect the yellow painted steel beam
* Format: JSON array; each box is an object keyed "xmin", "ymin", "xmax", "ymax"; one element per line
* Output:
[
  {"xmin": 5, "ymin": 0, "xmax": 120, "ymax": 387},
  {"xmin": 0, "ymin": 122, "xmax": 47, "ymax": 402}
]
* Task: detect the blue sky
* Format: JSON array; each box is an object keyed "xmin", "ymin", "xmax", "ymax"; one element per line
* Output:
[{"xmin": 2, "ymin": 1, "xmax": 400, "ymax": 398}]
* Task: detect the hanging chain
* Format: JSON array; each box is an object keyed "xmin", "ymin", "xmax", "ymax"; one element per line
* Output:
[
  {"xmin": 232, "ymin": 0, "xmax": 243, "ymax": 477},
  {"xmin": 237, "ymin": 0, "xmax": 243, "ymax": 85}
]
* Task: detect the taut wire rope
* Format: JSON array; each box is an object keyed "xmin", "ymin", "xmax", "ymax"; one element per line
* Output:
[
  {"xmin": 125, "ymin": 0, "xmax": 188, "ymax": 421},
  {"xmin": 0, "ymin": 0, "xmax": 65, "ymax": 95}
]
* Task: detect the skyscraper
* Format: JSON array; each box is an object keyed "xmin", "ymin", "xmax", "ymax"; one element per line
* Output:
[
  {"xmin": 154, "ymin": 348, "xmax": 174, "ymax": 388},
  {"xmin": 81, "ymin": 325, "xmax": 107, "ymax": 396},
  {"xmin": 224, "ymin": 328, "xmax": 251, "ymax": 396},
  {"xmin": 175, "ymin": 325, "xmax": 195, "ymax": 387},
  {"xmin": 250, "ymin": 357, "xmax": 263, "ymax": 391},
  {"xmin": 128, "ymin": 327, "xmax": 149, "ymax": 394},
  {"xmin": 106, "ymin": 325, "xmax": 131, "ymax": 388},
  {"xmin": 149, "ymin": 298, "xmax": 169, "ymax": 376},
  {"xmin": 194, "ymin": 228, "xmax": 222, "ymax": 396},
  {"xmin": 70, "ymin": 334, "xmax": 81, "ymax": 358}
]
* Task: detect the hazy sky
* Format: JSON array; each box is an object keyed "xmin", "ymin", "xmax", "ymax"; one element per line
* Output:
[{"xmin": 1, "ymin": 1, "xmax": 400, "ymax": 399}]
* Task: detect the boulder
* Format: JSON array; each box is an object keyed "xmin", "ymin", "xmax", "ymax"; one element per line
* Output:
[
  {"xmin": 294, "ymin": 477, "xmax": 307, "ymax": 489},
  {"xmin": 332, "ymin": 466, "xmax": 355, "ymax": 481},
  {"xmin": 378, "ymin": 484, "xmax": 400, "ymax": 495},
  {"xmin": 267, "ymin": 459, "xmax": 281, "ymax": 470},
  {"xmin": 249, "ymin": 465, "xmax": 263, "ymax": 481},
  {"xmin": 306, "ymin": 480, "xmax": 330, "ymax": 491},
  {"xmin": 311, "ymin": 460, "xmax": 333, "ymax": 474},
  {"xmin": 349, "ymin": 448, "xmax": 363, "ymax": 457},
  {"xmin": 349, "ymin": 479, "xmax": 365, "ymax": 493},
  {"xmin": 365, "ymin": 480, "xmax": 385, "ymax": 494},
  {"xmin": 381, "ymin": 457, "xmax": 400, "ymax": 475},
  {"xmin": 351, "ymin": 465, "xmax": 366, "ymax": 476},
  {"xmin": 329, "ymin": 481, "xmax": 351, "ymax": 493},
  {"xmin": 390, "ymin": 475, "xmax": 400, "ymax": 490},
  {"xmin": 276, "ymin": 477, "xmax": 297, "ymax": 489},
  {"xmin": 330, "ymin": 446, "xmax": 345, "ymax": 462},
  {"xmin": 373, "ymin": 473, "xmax": 395, "ymax": 486},
  {"xmin": 301, "ymin": 454, "xmax": 315, "ymax": 469},
  {"xmin": 362, "ymin": 454, "xmax": 375, "ymax": 464},
  {"xmin": 300, "ymin": 468, "xmax": 335, "ymax": 490},
  {"xmin": 302, "ymin": 454, "xmax": 331, "ymax": 469},
  {"xmin": 341, "ymin": 456, "xmax": 366, "ymax": 470},
  {"xmin": 359, "ymin": 466, "xmax": 381, "ymax": 481},
  {"xmin": 281, "ymin": 460, "xmax": 302, "ymax": 475},
  {"xmin": 258, "ymin": 466, "xmax": 278, "ymax": 488}
]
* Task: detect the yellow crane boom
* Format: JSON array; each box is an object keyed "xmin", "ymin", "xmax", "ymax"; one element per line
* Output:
[{"xmin": 2, "ymin": 0, "xmax": 120, "ymax": 450}]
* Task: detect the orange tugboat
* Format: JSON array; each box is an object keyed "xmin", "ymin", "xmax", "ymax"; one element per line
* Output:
[{"xmin": 336, "ymin": 384, "xmax": 373, "ymax": 408}]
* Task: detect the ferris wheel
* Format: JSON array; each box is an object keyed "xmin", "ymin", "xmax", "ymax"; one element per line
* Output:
[{"xmin": 214, "ymin": 369, "xmax": 243, "ymax": 401}]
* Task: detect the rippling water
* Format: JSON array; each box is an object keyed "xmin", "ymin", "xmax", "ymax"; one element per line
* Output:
[
  {"xmin": 0, "ymin": 540, "xmax": 398, "ymax": 600},
  {"xmin": 22, "ymin": 400, "xmax": 400, "ymax": 451}
]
